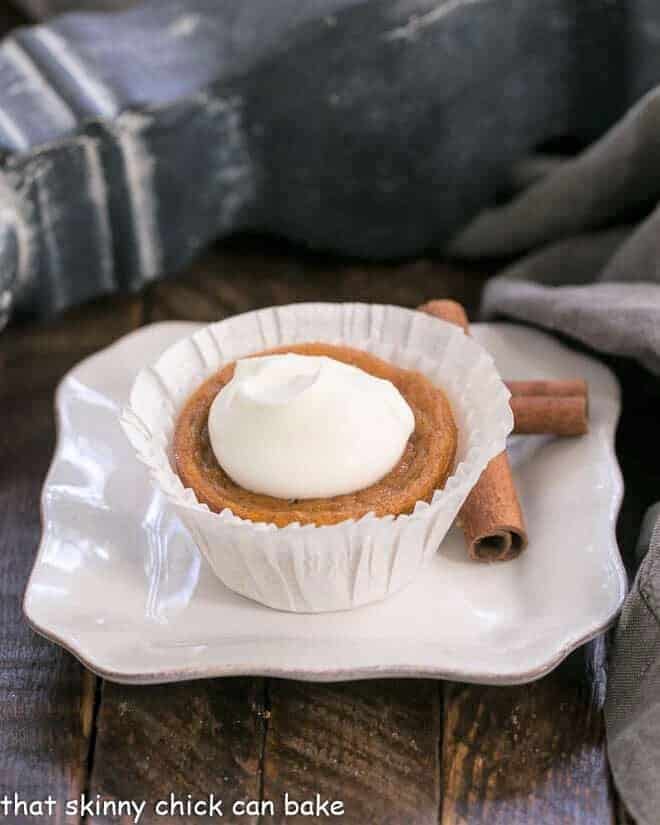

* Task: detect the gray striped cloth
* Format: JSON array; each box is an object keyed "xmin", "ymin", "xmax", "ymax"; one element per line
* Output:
[{"xmin": 452, "ymin": 87, "xmax": 660, "ymax": 825}]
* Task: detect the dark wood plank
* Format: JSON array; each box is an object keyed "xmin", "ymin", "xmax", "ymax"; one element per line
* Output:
[
  {"xmin": 147, "ymin": 239, "xmax": 487, "ymax": 323},
  {"xmin": 262, "ymin": 679, "xmax": 441, "ymax": 825},
  {"xmin": 0, "ymin": 295, "xmax": 141, "ymax": 823},
  {"xmin": 440, "ymin": 638, "xmax": 614, "ymax": 824},
  {"xmin": 87, "ymin": 679, "xmax": 267, "ymax": 824},
  {"xmin": 82, "ymin": 256, "xmax": 271, "ymax": 824}
]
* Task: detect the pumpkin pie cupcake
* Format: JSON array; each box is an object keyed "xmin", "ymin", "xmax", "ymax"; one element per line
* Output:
[
  {"xmin": 173, "ymin": 342, "xmax": 457, "ymax": 527},
  {"xmin": 122, "ymin": 303, "xmax": 512, "ymax": 612}
]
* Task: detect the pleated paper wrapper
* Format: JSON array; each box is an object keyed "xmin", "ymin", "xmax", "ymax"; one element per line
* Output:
[{"xmin": 121, "ymin": 303, "xmax": 512, "ymax": 612}]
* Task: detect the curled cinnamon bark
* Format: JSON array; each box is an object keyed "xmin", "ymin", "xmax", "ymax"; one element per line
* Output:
[
  {"xmin": 418, "ymin": 299, "xmax": 528, "ymax": 561},
  {"xmin": 458, "ymin": 453, "xmax": 527, "ymax": 561}
]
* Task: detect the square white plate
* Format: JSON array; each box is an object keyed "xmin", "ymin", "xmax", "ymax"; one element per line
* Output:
[{"xmin": 24, "ymin": 321, "xmax": 626, "ymax": 685}]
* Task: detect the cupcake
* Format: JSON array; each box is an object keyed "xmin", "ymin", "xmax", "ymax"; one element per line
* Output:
[{"xmin": 121, "ymin": 303, "xmax": 512, "ymax": 612}]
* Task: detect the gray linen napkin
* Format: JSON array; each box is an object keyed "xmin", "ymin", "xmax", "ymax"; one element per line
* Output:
[{"xmin": 451, "ymin": 87, "xmax": 660, "ymax": 825}]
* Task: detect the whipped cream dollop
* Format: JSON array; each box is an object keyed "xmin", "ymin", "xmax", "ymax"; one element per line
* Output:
[{"xmin": 208, "ymin": 353, "xmax": 415, "ymax": 500}]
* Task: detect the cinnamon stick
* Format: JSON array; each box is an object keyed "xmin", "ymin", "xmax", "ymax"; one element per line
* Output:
[
  {"xmin": 507, "ymin": 379, "xmax": 587, "ymax": 398},
  {"xmin": 419, "ymin": 300, "xmax": 470, "ymax": 333},
  {"xmin": 418, "ymin": 302, "xmax": 589, "ymax": 436},
  {"xmin": 418, "ymin": 299, "xmax": 528, "ymax": 561},
  {"xmin": 509, "ymin": 395, "xmax": 588, "ymax": 436},
  {"xmin": 508, "ymin": 379, "xmax": 588, "ymax": 435},
  {"xmin": 459, "ymin": 453, "xmax": 528, "ymax": 561}
]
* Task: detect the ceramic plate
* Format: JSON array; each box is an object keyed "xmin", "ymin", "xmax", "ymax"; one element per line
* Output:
[{"xmin": 24, "ymin": 321, "xmax": 626, "ymax": 685}]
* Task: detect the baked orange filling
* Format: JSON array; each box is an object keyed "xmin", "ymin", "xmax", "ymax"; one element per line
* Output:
[{"xmin": 174, "ymin": 342, "xmax": 457, "ymax": 526}]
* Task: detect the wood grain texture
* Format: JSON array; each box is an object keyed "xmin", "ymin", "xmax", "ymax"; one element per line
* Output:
[
  {"xmin": 262, "ymin": 679, "xmax": 441, "ymax": 825},
  {"xmin": 87, "ymin": 679, "xmax": 267, "ymax": 824},
  {"xmin": 146, "ymin": 240, "xmax": 487, "ymax": 324},
  {"xmin": 0, "ymin": 295, "xmax": 141, "ymax": 823},
  {"xmin": 441, "ymin": 639, "xmax": 614, "ymax": 825}
]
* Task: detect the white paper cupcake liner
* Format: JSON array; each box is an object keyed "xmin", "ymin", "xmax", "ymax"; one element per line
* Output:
[{"xmin": 121, "ymin": 303, "xmax": 513, "ymax": 612}]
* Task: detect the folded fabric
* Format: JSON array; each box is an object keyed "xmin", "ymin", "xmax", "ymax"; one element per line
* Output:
[
  {"xmin": 607, "ymin": 505, "xmax": 660, "ymax": 825},
  {"xmin": 453, "ymin": 87, "xmax": 660, "ymax": 825}
]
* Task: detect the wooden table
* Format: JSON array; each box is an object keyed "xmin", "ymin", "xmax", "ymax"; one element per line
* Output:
[{"xmin": 3, "ymin": 236, "xmax": 653, "ymax": 823}]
